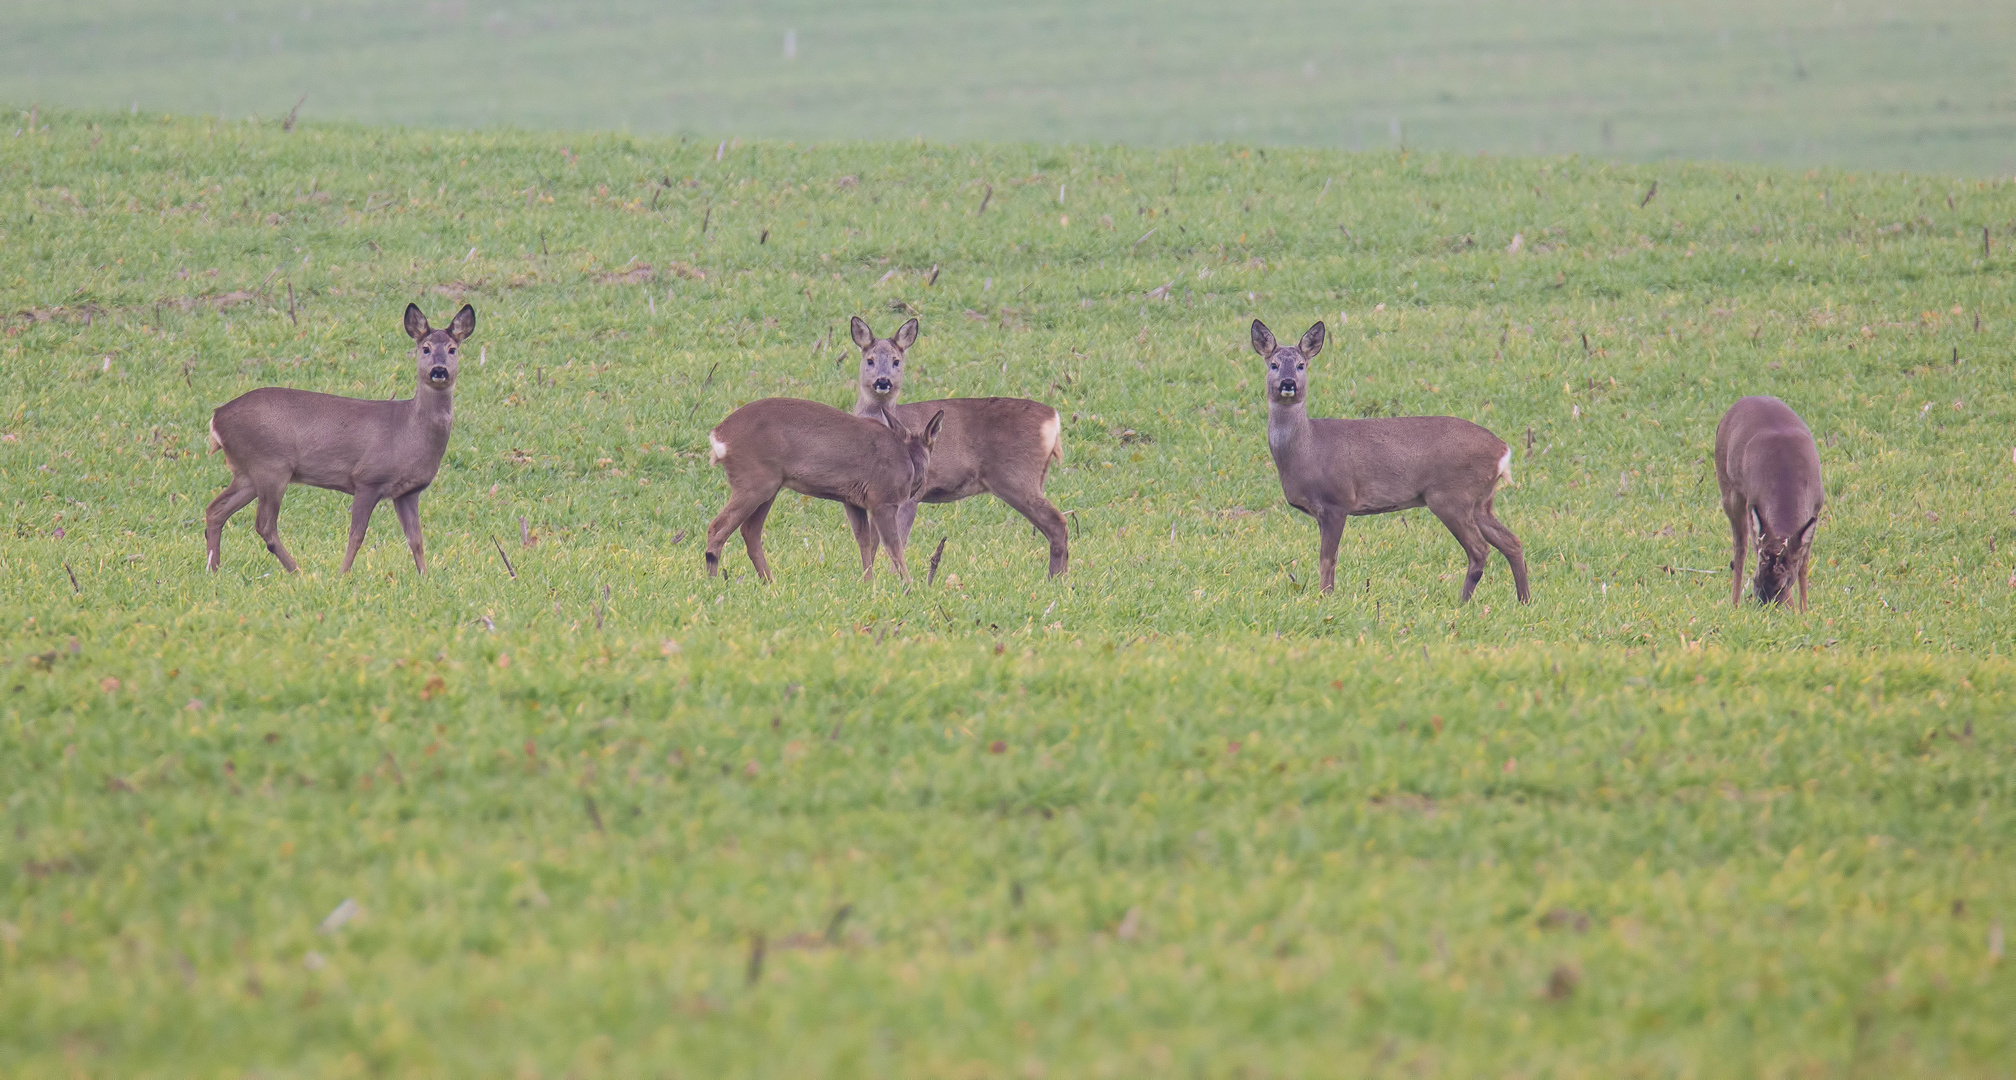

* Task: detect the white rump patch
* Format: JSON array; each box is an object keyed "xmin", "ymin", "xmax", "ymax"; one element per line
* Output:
[
  {"xmin": 1040, "ymin": 411, "xmax": 1063, "ymax": 464},
  {"xmin": 708, "ymin": 433, "xmax": 728, "ymax": 464},
  {"xmin": 1496, "ymin": 448, "xmax": 1512, "ymax": 483},
  {"xmin": 207, "ymin": 417, "xmax": 223, "ymax": 455}
]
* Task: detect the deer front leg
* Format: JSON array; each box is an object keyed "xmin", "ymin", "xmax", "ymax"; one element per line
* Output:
[
  {"xmin": 844, "ymin": 503, "xmax": 877, "ymax": 579},
  {"xmin": 1797, "ymin": 555, "xmax": 1811, "ymax": 613},
  {"xmin": 870, "ymin": 504, "xmax": 912, "ymax": 584},
  {"xmin": 1725, "ymin": 504, "xmax": 1748, "ymax": 607},
  {"xmin": 391, "ymin": 492, "xmax": 426, "ymax": 574},
  {"xmin": 1315, "ymin": 507, "xmax": 1347, "ymax": 594},
  {"xmin": 340, "ymin": 488, "xmax": 382, "ymax": 574}
]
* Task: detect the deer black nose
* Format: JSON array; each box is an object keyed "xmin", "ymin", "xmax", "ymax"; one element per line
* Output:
[
  {"xmin": 429, "ymin": 366, "xmax": 451, "ymax": 382},
  {"xmin": 1277, "ymin": 379, "xmax": 1298, "ymax": 397},
  {"xmin": 873, "ymin": 378, "xmax": 893, "ymax": 392}
]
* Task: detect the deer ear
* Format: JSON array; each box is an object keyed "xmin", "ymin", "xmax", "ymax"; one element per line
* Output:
[
  {"xmin": 1250, "ymin": 320, "xmax": 1277, "ymax": 357},
  {"xmin": 876, "ymin": 407, "xmax": 901, "ymax": 432},
  {"xmin": 1299, "ymin": 322, "xmax": 1326, "ymax": 358},
  {"xmin": 448, "ymin": 304, "xmax": 475, "ymax": 343},
  {"xmin": 894, "ymin": 318, "xmax": 919, "ymax": 351},
  {"xmin": 850, "ymin": 316, "xmax": 875, "ymax": 350},
  {"xmin": 404, "ymin": 303, "xmax": 429, "ymax": 342},
  {"xmin": 1794, "ymin": 515, "xmax": 1818, "ymax": 548},
  {"xmin": 923, "ymin": 409, "xmax": 944, "ymax": 445}
]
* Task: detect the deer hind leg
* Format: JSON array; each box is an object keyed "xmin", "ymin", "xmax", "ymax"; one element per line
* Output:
[
  {"xmin": 1476, "ymin": 499, "xmax": 1531, "ymax": 603},
  {"xmin": 870, "ymin": 504, "xmax": 912, "ymax": 584},
  {"xmin": 994, "ymin": 487, "xmax": 1070, "ymax": 577},
  {"xmin": 1797, "ymin": 555, "xmax": 1811, "ymax": 612},
  {"xmin": 704, "ymin": 484, "xmax": 776, "ymax": 578},
  {"xmin": 391, "ymin": 492, "xmax": 426, "ymax": 574},
  {"xmin": 338, "ymin": 488, "xmax": 380, "ymax": 574},
  {"xmin": 843, "ymin": 503, "xmax": 878, "ymax": 580},
  {"xmin": 203, "ymin": 473, "xmax": 257, "ymax": 572},
  {"xmin": 249, "ymin": 480, "xmax": 302, "ymax": 574},
  {"xmin": 1428, "ymin": 495, "xmax": 1494, "ymax": 603},
  {"xmin": 738, "ymin": 496, "xmax": 777, "ymax": 582},
  {"xmin": 1314, "ymin": 507, "xmax": 1348, "ymax": 594}
]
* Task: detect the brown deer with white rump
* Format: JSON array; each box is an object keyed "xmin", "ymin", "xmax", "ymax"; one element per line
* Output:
[
  {"xmin": 850, "ymin": 317, "xmax": 1069, "ymax": 576},
  {"xmin": 204, "ymin": 303, "xmax": 472, "ymax": 575},
  {"xmin": 705, "ymin": 398, "xmax": 944, "ymax": 583},
  {"xmin": 1714, "ymin": 396, "xmax": 1823, "ymax": 608},
  {"xmin": 1255, "ymin": 319, "xmax": 1530, "ymax": 602}
]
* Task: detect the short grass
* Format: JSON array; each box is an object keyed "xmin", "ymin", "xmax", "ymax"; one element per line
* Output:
[
  {"xmin": 2, "ymin": 110, "xmax": 2014, "ymax": 1076},
  {"xmin": 6, "ymin": 0, "xmax": 2016, "ymax": 175}
]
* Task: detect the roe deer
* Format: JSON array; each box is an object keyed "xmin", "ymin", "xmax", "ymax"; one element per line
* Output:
[
  {"xmin": 850, "ymin": 316, "xmax": 1069, "ymax": 576},
  {"xmin": 205, "ymin": 303, "xmax": 472, "ymax": 574},
  {"xmin": 705, "ymin": 398, "xmax": 944, "ymax": 583},
  {"xmin": 1714, "ymin": 396, "xmax": 1823, "ymax": 608},
  {"xmin": 1255, "ymin": 319, "xmax": 1529, "ymax": 602}
]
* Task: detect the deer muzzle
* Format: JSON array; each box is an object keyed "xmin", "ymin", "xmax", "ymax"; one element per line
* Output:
[
  {"xmin": 1276, "ymin": 379, "xmax": 1298, "ymax": 399},
  {"xmin": 428, "ymin": 366, "xmax": 452, "ymax": 385},
  {"xmin": 872, "ymin": 377, "xmax": 893, "ymax": 394}
]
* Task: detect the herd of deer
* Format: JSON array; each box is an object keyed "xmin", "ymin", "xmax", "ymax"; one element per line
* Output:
[{"xmin": 204, "ymin": 304, "xmax": 1825, "ymax": 609}]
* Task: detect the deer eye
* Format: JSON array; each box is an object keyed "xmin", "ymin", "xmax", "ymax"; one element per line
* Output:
[
  {"xmin": 422, "ymin": 345, "xmax": 432, "ymax": 353},
  {"xmin": 1269, "ymin": 362, "xmax": 1278, "ymax": 370},
  {"xmin": 1297, "ymin": 362, "xmax": 1306, "ymax": 370}
]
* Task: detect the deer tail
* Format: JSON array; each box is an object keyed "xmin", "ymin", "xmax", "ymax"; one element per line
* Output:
[
  {"xmin": 1041, "ymin": 410, "xmax": 1063, "ymax": 466},
  {"xmin": 207, "ymin": 416, "xmax": 224, "ymax": 455},
  {"xmin": 1495, "ymin": 446, "xmax": 1512, "ymax": 485}
]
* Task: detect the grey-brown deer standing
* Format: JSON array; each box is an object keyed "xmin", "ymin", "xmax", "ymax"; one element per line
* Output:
[
  {"xmin": 850, "ymin": 317, "xmax": 1069, "ymax": 576},
  {"xmin": 1255, "ymin": 319, "xmax": 1530, "ymax": 602},
  {"xmin": 1714, "ymin": 395, "xmax": 1823, "ymax": 608},
  {"xmin": 204, "ymin": 303, "xmax": 472, "ymax": 574},
  {"xmin": 705, "ymin": 397, "xmax": 944, "ymax": 583}
]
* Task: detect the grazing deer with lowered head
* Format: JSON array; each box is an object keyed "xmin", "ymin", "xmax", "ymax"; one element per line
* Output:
[
  {"xmin": 1255, "ymin": 319, "xmax": 1529, "ymax": 602},
  {"xmin": 205, "ymin": 303, "xmax": 472, "ymax": 575},
  {"xmin": 1714, "ymin": 396, "xmax": 1823, "ymax": 609},
  {"xmin": 850, "ymin": 316, "xmax": 1068, "ymax": 576},
  {"xmin": 706, "ymin": 397, "xmax": 944, "ymax": 583}
]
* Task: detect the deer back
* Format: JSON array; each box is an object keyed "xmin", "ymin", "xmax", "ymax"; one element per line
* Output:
[
  {"xmin": 1715, "ymin": 396, "xmax": 1823, "ymax": 530},
  {"xmin": 712, "ymin": 397, "xmax": 925, "ymax": 507}
]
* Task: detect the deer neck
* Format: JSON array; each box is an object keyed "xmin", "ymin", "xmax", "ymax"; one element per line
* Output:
[
  {"xmin": 853, "ymin": 387, "xmax": 893, "ymax": 418},
  {"xmin": 406, "ymin": 381, "xmax": 455, "ymax": 438},
  {"xmin": 1267, "ymin": 399, "xmax": 1314, "ymax": 462}
]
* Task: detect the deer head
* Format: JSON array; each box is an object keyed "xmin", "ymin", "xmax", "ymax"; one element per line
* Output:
[
  {"xmin": 405, "ymin": 303, "xmax": 474, "ymax": 390},
  {"xmin": 1252, "ymin": 320, "xmax": 1325, "ymax": 404},
  {"xmin": 879, "ymin": 406, "xmax": 943, "ymax": 499},
  {"xmin": 852, "ymin": 315, "xmax": 918, "ymax": 411},
  {"xmin": 1750, "ymin": 508, "xmax": 1818, "ymax": 605}
]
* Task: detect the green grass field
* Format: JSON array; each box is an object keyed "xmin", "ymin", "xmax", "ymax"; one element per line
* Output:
[
  {"xmin": 5, "ymin": 0, "xmax": 2016, "ymax": 175},
  {"xmin": 3, "ymin": 109, "xmax": 2015, "ymax": 1075}
]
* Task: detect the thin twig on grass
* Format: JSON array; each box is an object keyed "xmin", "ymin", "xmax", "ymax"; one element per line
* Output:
[
  {"xmin": 926, "ymin": 536, "xmax": 947, "ymax": 586},
  {"xmin": 64, "ymin": 563, "xmax": 80, "ymax": 594},
  {"xmin": 490, "ymin": 536, "xmax": 517, "ymax": 579}
]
